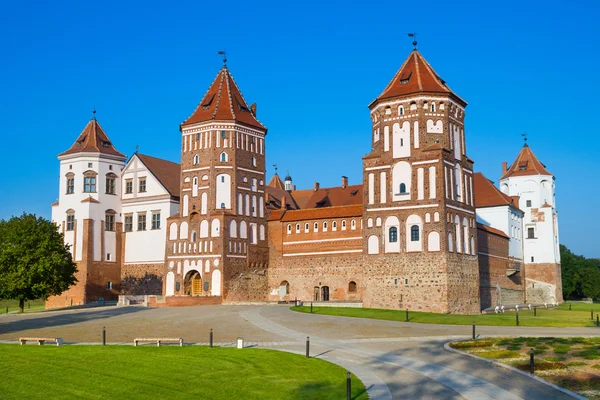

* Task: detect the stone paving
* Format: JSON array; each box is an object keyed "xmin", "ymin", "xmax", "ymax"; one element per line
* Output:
[{"xmin": 0, "ymin": 304, "xmax": 592, "ymax": 399}]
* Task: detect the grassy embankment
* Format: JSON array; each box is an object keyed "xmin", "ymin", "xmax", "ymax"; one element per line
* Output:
[
  {"xmin": 291, "ymin": 302, "xmax": 600, "ymax": 327},
  {"xmin": 0, "ymin": 344, "xmax": 367, "ymax": 400},
  {"xmin": 0, "ymin": 298, "xmax": 45, "ymax": 314}
]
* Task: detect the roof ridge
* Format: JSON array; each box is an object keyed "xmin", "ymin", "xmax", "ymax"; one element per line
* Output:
[
  {"xmin": 182, "ymin": 67, "xmax": 223, "ymax": 127},
  {"xmin": 414, "ymin": 52, "xmax": 423, "ymax": 91},
  {"xmin": 225, "ymin": 71, "xmax": 236, "ymax": 120}
]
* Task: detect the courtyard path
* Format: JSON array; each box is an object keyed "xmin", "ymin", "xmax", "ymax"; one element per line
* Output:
[{"xmin": 0, "ymin": 304, "xmax": 593, "ymax": 399}]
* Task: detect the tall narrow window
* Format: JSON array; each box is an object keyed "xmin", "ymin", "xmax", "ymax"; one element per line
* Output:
[
  {"xmin": 411, "ymin": 225, "xmax": 419, "ymax": 241},
  {"xmin": 152, "ymin": 212, "xmax": 161, "ymax": 230},
  {"xmin": 83, "ymin": 173, "xmax": 96, "ymax": 193},
  {"xmin": 105, "ymin": 212, "xmax": 115, "ymax": 231},
  {"xmin": 66, "ymin": 174, "xmax": 75, "ymax": 194},
  {"xmin": 193, "ymin": 154, "xmax": 199, "ymax": 165},
  {"xmin": 139, "ymin": 178, "xmax": 147, "ymax": 193},
  {"xmin": 221, "ymin": 131, "xmax": 226, "ymax": 138},
  {"xmin": 124, "ymin": 215, "xmax": 133, "ymax": 232},
  {"xmin": 105, "ymin": 174, "xmax": 116, "ymax": 195},
  {"xmin": 389, "ymin": 227, "xmax": 398, "ymax": 243},
  {"xmin": 125, "ymin": 179, "xmax": 133, "ymax": 194},
  {"xmin": 137, "ymin": 213, "xmax": 147, "ymax": 231},
  {"xmin": 66, "ymin": 212, "xmax": 75, "ymax": 231}
]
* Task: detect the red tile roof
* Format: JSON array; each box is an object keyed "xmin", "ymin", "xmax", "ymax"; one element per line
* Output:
[
  {"xmin": 59, "ymin": 118, "xmax": 126, "ymax": 158},
  {"xmin": 136, "ymin": 153, "xmax": 181, "ymax": 199},
  {"xmin": 267, "ymin": 209, "xmax": 287, "ymax": 221},
  {"xmin": 477, "ymin": 222, "xmax": 509, "ymax": 239},
  {"xmin": 265, "ymin": 185, "xmax": 299, "ymax": 211},
  {"xmin": 268, "ymin": 174, "xmax": 285, "ymax": 190},
  {"xmin": 501, "ymin": 144, "xmax": 552, "ymax": 179},
  {"xmin": 81, "ymin": 196, "xmax": 100, "ymax": 204},
  {"xmin": 280, "ymin": 204, "xmax": 363, "ymax": 222},
  {"xmin": 181, "ymin": 66, "xmax": 266, "ymax": 131},
  {"xmin": 292, "ymin": 184, "xmax": 363, "ymax": 209},
  {"xmin": 372, "ymin": 50, "xmax": 466, "ymax": 106},
  {"xmin": 473, "ymin": 172, "xmax": 519, "ymax": 208}
]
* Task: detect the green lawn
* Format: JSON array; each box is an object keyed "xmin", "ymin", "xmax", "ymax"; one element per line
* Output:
[
  {"xmin": 0, "ymin": 344, "xmax": 367, "ymax": 400},
  {"xmin": 0, "ymin": 298, "xmax": 45, "ymax": 314},
  {"xmin": 291, "ymin": 302, "xmax": 600, "ymax": 327}
]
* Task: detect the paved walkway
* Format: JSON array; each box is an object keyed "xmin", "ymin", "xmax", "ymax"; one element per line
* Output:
[{"xmin": 0, "ymin": 304, "xmax": 591, "ymax": 399}]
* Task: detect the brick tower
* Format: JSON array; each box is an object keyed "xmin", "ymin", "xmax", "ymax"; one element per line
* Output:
[
  {"xmin": 361, "ymin": 49, "xmax": 480, "ymax": 313},
  {"xmin": 163, "ymin": 62, "xmax": 269, "ymax": 302}
]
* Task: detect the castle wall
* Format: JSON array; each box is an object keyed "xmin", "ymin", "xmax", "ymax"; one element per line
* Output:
[{"xmin": 525, "ymin": 263, "xmax": 563, "ymax": 304}]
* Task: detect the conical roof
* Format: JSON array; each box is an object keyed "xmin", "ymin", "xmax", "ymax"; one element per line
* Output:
[
  {"xmin": 371, "ymin": 50, "xmax": 465, "ymax": 106},
  {"xmin": 59, "ymin": 117, "xmax": 125, "ymax": 158},
  {"xmin": 501, "ymin": 144, "xmax": 552, "ymax": 179},
  {"xmin": 181, "ymin": 65, "xmax": 266, "ymax": 131},
  {"xmin": 268, "ymin": 173, "xmax": 285, "ymax": 190}
]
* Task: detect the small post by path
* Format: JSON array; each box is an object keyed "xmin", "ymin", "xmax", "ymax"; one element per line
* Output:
[
  {"xmin": 405, "ymin": 309, "xmax": 409, "ymax": 322},
  {"xmin": 346, "ymin": 371, "xmax": 352, "ymax": 400},
  {"xmin": 472, "ymin": 321, "xmax": 476, "ymax": 340},
  {"xmin": 529, "ymin": 348, "xmax": 535, "ymax": 374},
  {"xmin": 306, "ymin": 336, "xmax": 310, "ymax": 358},
  {"xmin": 102, "ymin": 326, "xmax": 106, "ymax": 346},
  {"xmin": 592, "ymin": 310, "xmax": 594, "ymax": 321},
  {"xmin": 516, "ymin": 310, "xmax": 519, "ymax": 326},
  {"xmin": 534, "ymin": 307, "xmax": 536, "ymax": 317},
  {"xmin": 295, "ymin": 297, "xmax": 297, "ymax": 307},
  {"xmin": 597, "ymin": 314, "xmax": 599, "ymax": 327},
  {"xmin": 569, "ymin": 303, "xmax": 572, "ymax": 311},
  {"xmin": 28, "ymin": 301, "xmax": 30, "ymax": 310},
  {"xmin": 5, "ymin": 306, "xmax": 7, "ymax": 314},
  {"xmin": 210, "ymin": 328, "xmax": 214, "ymax": 348},
  {"xmin": 310, "ymin": 302, "xmax": 313, "ymax": 313}
]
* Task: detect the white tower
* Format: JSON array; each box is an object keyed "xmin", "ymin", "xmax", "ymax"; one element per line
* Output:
[
  {"xmin": 499, "ymin": 143, "xmax": 562, "ymax": 303},
  {"xmin": 284, "ymin": 172, "xmax": 293, "ymax": 192},
  {"xmin": 48, "ymin": 115, "xmax": 127, "ymax": 307}
]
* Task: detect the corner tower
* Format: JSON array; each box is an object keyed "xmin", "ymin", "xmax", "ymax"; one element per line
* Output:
[
  {"xmin": 499, "ymin": 143, "xmax": 562, "ymax": 303},
  {"xmin": 362, "ymin": 49, "xmax": 480, "ymax": 313},
  {"xmin": 163, "ymin": 63, "xmax": 269, "ymax": 302},
  {"xmin": 48, "ymin": 115, "xmax": 127, "ymax": 307}
]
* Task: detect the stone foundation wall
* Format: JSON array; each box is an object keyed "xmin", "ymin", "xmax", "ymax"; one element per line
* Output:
[
  {"xmin": 446, "ymin": 253, "xmax": 481, "ymax": 314},
  {"xmin": 121, "ymin": 263, "xmax": 164, "ymax": 295},
  {"xmin": 46, "ymin": 261, "xmax": 87, "ymax": 309},
  {"xmin": 525, "ymin": 263, "xmax": 563, "ymax": 303},
  {"xmin": 148, "ymin": 295, "xmax": 222, "ymax": 307},
  {"xmin": 222, "ymin": 255, "xmax": 269, "ymax": 302}
]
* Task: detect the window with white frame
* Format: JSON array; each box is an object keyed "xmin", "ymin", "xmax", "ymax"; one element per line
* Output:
[{"xmin": 152, "ymin": 212, "xmax": 161, "ymax": 230}]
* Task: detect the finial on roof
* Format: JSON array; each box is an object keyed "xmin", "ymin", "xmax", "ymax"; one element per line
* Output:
[
  {"xmin": 273, "ymin": 163, "xmax": 278, "ymax": 175},
  {"xmin": 521, "ymin": 133, "xmax": 528, "ymax": 147},
  {"xmin": 408, "ymin": 32, "xmax": 417, "ymax": 49},
  {"xmin": 218, "ymin": 50, "xmax": 227, "ymax": 65},
  {"xmin": 135, "ymin": 144, "xmax": 139, "ymax": 154},
  {"xmin": 92, "ymin": 107, "xmax": 96, "ymax": 120}
]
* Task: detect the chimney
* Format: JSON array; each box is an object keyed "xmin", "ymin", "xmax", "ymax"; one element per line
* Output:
[
  {"xmin": 292, "ymin": 185, "xmax": 296, "ymax": 191},
  {"xmin": 280, "ymin": 195, "xmax": 286, "ymax": 209},
  {"xmin": 314, "ymin": 182, "xmax": 320, "ymax": 191},
  {"xmin": 341, "ymin": 176, "xmax": 348, "ymax": 189},
  {"xmin": 502, "ymin": 161, "xmax": 507, "ymax": 173},
  {"xmin": 250, "ymin": 103, "xmax": 257, "ymax": 116}
]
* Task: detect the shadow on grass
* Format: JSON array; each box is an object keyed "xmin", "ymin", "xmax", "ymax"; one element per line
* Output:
[
  {"xmin": 291, "ymin": 380, "xmax": 367, "ymax": 400},
  {"xmin": 0, "ymin": 306, "xmax": 152, "ymax": 335}
]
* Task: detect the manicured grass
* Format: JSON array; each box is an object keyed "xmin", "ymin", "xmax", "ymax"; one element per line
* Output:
[
  {"xmin": 450, "ymin": 337, "xmax": 600, "ymax": 399},
  {"xmin": 0, "ymin": 344, "xmax": 367, "ymax": 400},
  {"xmin": 0, "ymin": 299, "xmax": 45, "ymax": 314},
  {"xmin": 291, "ymin": 302, "xmax": 600, "ymax": 327}
]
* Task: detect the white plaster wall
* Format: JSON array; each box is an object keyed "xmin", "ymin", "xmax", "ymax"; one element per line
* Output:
[
  {"xmin": 392, "ymin": 161, "xmax": 411, "ymax": 201},
  {"xmin": 216, "ymin": 173, "xmax": 232, "ymax": 209},
  {"xmin": 392, "ymin": 121, "xmax": 410, "ymax": 158}
]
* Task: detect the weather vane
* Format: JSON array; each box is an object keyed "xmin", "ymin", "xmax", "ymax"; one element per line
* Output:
[
  {"xmin": 521, "ymin": 133, "xmax": 527, "ymax": 143},
  {"xmin": 135, "ymin": 144, "xmax": 139, "ymax": 154},
  {"xmin": 273, "ymin": 163, "xmax": 278, "ymax": 174},
  {"xmin": 218, "ymin": 50, "xmax": 227, "ymax": 64},
  {"xmin": 408, "ymin": 32, "xmax": 417, "ymax": 49},
  {"xmin": 92, "ymin": 107, "xmax": 96, "ymax": 120}
]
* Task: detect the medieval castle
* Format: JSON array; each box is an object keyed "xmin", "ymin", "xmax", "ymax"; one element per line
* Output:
[{"xmin": 47, "ymin": 48, "xmax": 562, "ymax": 313}]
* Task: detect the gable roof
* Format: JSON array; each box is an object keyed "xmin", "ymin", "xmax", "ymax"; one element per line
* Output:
[
  {"xmin": 181, "ymin": 65, "xmax": 266, "ymax": 131},
  {"xmin": 477, "ymin": 223, "xmax": 509, "ymax": 239},
  {"xmin": 501, "ymin": 144, "xmax": 552, "ymax": 179},
  {"xmin": 473, "ymin": 172, "xmax": 519, "ymax": 209},
  {"xmin": 136, "ymin": 153, "xmax": 181, "ymax": 199},
  {"xmin": 371, "ymin": 50, "xmax": 466, "ymax": 107},
  {"xmin": 292, "ymin": 184, "xmax": 363, "ymax": 209},
  {"xmin": 59, "ymin": 118, "xmax": 126, "ymax": 158},
  {"xmin": 280, "ymin": 204, "xmax": 363, "ymax": 222}
]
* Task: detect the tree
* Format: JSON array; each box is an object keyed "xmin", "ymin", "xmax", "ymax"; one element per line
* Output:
[
  {"xmin": 561, "ymin": 244, "xmax": 600, "ymax": 301},
  {"xmin": 0, "ymin": 213, "xmax": 77, "ymax": 312}
]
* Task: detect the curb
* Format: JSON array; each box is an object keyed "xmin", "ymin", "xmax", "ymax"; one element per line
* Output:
[{"xmin": 444, "ymin": 340, "xmax": 587, "ymax": 400}]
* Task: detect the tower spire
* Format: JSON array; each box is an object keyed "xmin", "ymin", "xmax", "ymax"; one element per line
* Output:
[{"xmin": 408, "ymin": 32, "xmax": 417, "ymax": 50}]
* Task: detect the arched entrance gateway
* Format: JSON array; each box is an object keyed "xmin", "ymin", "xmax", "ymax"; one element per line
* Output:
[{"xmin": 183, "ymin": 270, "xmax": 203, "ymax": 296}]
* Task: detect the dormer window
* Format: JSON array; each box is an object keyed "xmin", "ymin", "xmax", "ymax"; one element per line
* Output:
[
  {"xmin": 399, "ymin": 71, "xmax": 412, "ymax": 84},
  {"xmin": 102, "ymin": 141, "xmax": 110, "ymax": 147},
  {"xmin": 201, "ymin": 94, "xmax": 215, "ymax": 110}
]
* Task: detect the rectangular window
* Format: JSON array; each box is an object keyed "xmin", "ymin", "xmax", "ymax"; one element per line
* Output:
[
  {"xmin": 152, "ymin": 212, "xmax": 161, "ymax": 230},
  {"xmin": 138, "ymin": 213, "xmax": 147, "ymax": 231},
  {"xmin": 84, "ymin": 176, "xmax": 96, "ymax": 193},
  {"xmin": 139, "ymin": 178, "xmax": 147, "ymax": 193},
  {"xmin": 66, "ymin": 214, "xmax": 75, "ymax": 231},
  {"xmin": 526, "ymin": 200, "xmax": 532, "ymax": 207},
  {"xmin": 107, "ymin": 281, "xmax": 113, "ymax": 289},
  {"xmin": 106, "ymin": 177, "xmax": 115, "ymax": 194},
  {"xmin": 527, "ymin": 227, "xmax": 535, "ymax": 239},
  {"xmin": 66, "ymin": 178, "xmax": 74, "ymax": 194},
  {"xmin": 106, "ymin": 253, "xmax": 112, "ymax": 261},
  {"xmin": 125, "ymin": 180, "xmax": 133, "ymax": 194},
  {"xmin": 105, "ymin": 214, "xmax": 115, "ymax": 231},
  {"xmin": 124, "ymin": 215, "xmax": 133, "ymax": 232}
]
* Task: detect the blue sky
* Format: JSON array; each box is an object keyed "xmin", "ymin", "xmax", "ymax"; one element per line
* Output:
[{"xmin": 1, "ymin": 0, "xmax": 598, "ymax": 257}]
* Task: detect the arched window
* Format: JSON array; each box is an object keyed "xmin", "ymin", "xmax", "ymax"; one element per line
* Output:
[
  {"xmin": 314, "ymin": 222, "xmax": 319, "ymax": 232},
  {"xmin": 193, "ymin": 154, "xmax": 199, "ymax": 165},
  {"xmin": 398, "ymin": 105, "xmax": 404, "ymax": 115},
  {"xmin": 259, "ymin": 225, "xmax": 265, "ymax": 241},
  {"xmin": 348, "ymin": 281, "xmax": 357, "ymax": 293},
  {"xmin": 342, "ymin": 220, "xmax": 347, "ymax": 230},
  {"xmin": 411, "ymin": 225, "xmax": 419, "ymax": 242},
  {"xmin": 229, "ymin": 220, "xmax": 237, "ymax": 238},
  {"xmin": 389, "ymin": 227, "xmax": 398, "ymax": 243},
  {"xmin": 323, "ymin": 222, "xmax": 328, "ymax": 231},
  {"xmin": 351, "ymin": 219, "xmax": 356, "ymax": 230},
  {"xmin": 431, "ymin": 103, "xmax": 436, "ymax": 112},
  {"xmin": 332, "ymin": 221, "xmax": 337, "ymax": 231},
  {"xmin": 220, "ymin": 152, "xmax": 228, "ymax": 162},
  {"xmin": 295, "ymin": 224, "xmax": 300, "ymax": 233},
  {"xmin": 448, "ymin": 232, "xmax": 453, "ymax": 252},
  {"xmin": 251, "ymin": 157, "xmax": 256, "ymax": 167},
  {"xmin": 66, "ymin": 209, "xmax": 75, "ymax": 231},
  {"xmin": 399, "ymin": 183, "xmax": 407, "ymax": 194},
  {"xmin": 191, "ymin": 231, "xmax": 197, "ymax": 242},
  {"xmin": 287, "ymin": 224, "xmax": 292, "ymax": 234}
]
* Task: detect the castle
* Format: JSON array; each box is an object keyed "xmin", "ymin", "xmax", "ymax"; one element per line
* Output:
[{"xmin": 47, "ymin": 48, "xmax": 562, "ymax": 313}]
